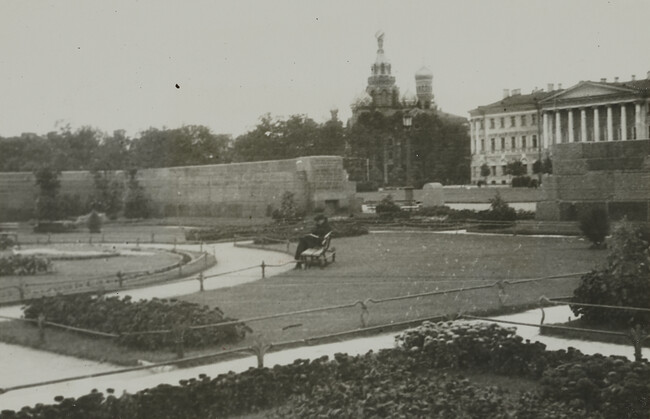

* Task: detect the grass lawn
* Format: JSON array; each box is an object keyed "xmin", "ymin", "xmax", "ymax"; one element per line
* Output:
[
  {"xmin": 0, "ymin": 232, "xmax": 605, "ymax": 366},
  {"xmin": 183, "ymin": 232, "xmax": 603, "ymax": 350}
]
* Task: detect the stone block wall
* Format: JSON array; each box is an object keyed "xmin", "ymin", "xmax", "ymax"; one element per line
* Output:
[
  {"xmin": 536, "ymin": 140, "xmax": 650, "ymax": 222},
  {"xmin": 0, "ymin": 156, "xmax": 356, "ymax": 221}
]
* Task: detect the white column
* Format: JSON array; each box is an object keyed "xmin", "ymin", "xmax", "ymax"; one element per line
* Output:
[
  {"xmin": 607, "ymin": 105, "xmax": 614, "ymax": 141},
  {"xmin": 555, "ymin": 111, "xmax": 562, "ymax": 143},
  {"xmin": 635, "ymin": 103, "xmax": 642, "ymax": 140},
  {"xmin": 568, "ymin": 109, "xmax": 575, "ymax": 142},
  {"xmin": 543, "ymin": 112, "xmax": 549, "ymax": 149},
  {"xmin": 484, "ymin": 116, "xmax": 489, "ymax": 152},
  {"xmin": 470, "ymin": 119, "xmax": 475, "ymax": 154},
  {"xmin": 580, "ymin": 108, "xmax": 587, "ymax": 142},
  {"xmin": 593, "ymin": 107, "xmax": 600, "ymax": 141},
  {"xmin": 620, "ymin": 104, "xmax": 627, "ymax": 141}
]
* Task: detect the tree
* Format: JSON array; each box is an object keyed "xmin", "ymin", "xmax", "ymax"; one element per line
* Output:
[
  {"xmin": 533, "ymin": 157, "xmax": 553, "ymax": 175},
  {"xmin": 34, "ymin": 166, "xmax": 61, "ymax": 221},
  {"xmin": 579, "ymin": 207, "xmax": 610, "ymax": 249},
  {"xmin": 480, "ymin": 163, "xmax": 491, "ymax": 183},
  {"xmin": 123, "ymin": 169, "xmax": 150, "ymax": 219},
  {"xmin": 572, "ymin": 219, "xmax": 650, "ymax": 327},
  {"xmin": 505, "ymin": 160, "xmax": 527, "ymax": 177},
  {"xmin": 89, "ymin": 171, "xmax": 123, "ymax": 219}
]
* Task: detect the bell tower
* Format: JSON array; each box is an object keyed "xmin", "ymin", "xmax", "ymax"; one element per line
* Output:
[{"xmin": 366, "ymin": 31, "xmax": 400, "ymax": 108}]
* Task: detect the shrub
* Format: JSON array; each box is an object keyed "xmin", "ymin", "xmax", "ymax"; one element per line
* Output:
[
  {"xmin": 271, "ymin": 191, "xmax": 304, "ymax": 222},
  {"xmin": 482, "ymin": 192, "xmax": 516, "ymax": 222},
  {"xmin": 579, "ymin": 207, "xmax": 610, "ymax": 248},
  {"xmin": 572, "ymin": 219, "xmax": 650, "ymax": 327},
  {"xmin": 375, "ymin": 194, "xmax": 401, "ymax": 216},
  {"xmin": 512, "ymin": 176, "xmax": 534, "ymax": 188},
  {"xmin": 87, "ymin": 210, "xmax": 102, "ymax": 233},
  {"xmin": 0, "ymin": 234, "xmax": 16, "ymax": 250}
]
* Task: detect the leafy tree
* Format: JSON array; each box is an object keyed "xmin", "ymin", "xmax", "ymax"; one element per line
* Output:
[
  {"xmin": 89, "ymin": 171, "xmax": 123, "ymax": 219},
  {"xmin": 572, "ymin": 219, "xmax": 650, "ymax": 327},
  {"xmin": 483, "ymin": 191, "xmax": 516, "ymax": 221},
  {"xmin": 34, "ymin": 166, "xmax": 61, "ymax": 221},
  {"xmin": 480, "ymin": 163, "xmax": 491, "ymax": 183},
  {"xmin": 271, "ymin": 191, "xmax": 303, "ymax": 222},
  {"xmin": 505, "ymin": 160, "xmax": 527, "ymax": 176},
  {"xmin": 123, "ymin": 169, "xmax": 150, "ymax": 219}
]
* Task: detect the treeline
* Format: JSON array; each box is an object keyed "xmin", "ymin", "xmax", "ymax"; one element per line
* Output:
[{"xmin": 0, "ymin": 111, "xmax": 470, "ymax": 187}]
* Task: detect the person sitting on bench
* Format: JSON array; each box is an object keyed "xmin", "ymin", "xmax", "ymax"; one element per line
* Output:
[{"xmin": 294, "ymin": 214, "xmax": 332, "ymax": 268}]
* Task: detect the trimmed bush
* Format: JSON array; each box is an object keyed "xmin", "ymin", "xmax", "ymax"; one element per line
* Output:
[
  {"xmin": 0, "ymin": 255, "xmax": 51, "ymax": 276},
  {"xmin": 579, "ymin": 207, "xmax": 610, "ymax": 248}
]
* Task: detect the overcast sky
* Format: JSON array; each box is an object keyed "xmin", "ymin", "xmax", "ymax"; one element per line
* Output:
[{"xmin": 1, "ymin": 0, "xmax": 649, "ymax": 138}]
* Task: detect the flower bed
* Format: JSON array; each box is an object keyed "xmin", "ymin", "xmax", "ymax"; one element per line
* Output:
[
  {"xmin": 2, "ymin": 321, "xmax": 648, "ymax": 418},
  {"xmin": 0, "ymin": 255, "xmax": 51, "ymax": 276},
  {"xmin": 22, "ymin": 294, "xmax": 247, "ymax": 351}
]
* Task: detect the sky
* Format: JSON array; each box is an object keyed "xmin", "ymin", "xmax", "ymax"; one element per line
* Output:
[{"xmin": 1, "ymin": 0, "xmax": 649, "ymax": 139}]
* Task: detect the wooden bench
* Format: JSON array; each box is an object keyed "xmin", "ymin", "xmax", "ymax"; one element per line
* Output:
[{"xmin": 299, "ymin": 231, "xmax": 336, "ymax": 269}]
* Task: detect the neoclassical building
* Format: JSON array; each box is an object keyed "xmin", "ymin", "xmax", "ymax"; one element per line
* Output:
[{"xmin": 469, "ymin": 75, "xmax": 650, "ymax": 184}]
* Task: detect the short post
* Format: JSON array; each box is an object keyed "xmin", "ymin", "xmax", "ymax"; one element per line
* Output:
[
  {"xmin": 47, "ymin": 233, "xmax": 51, "ymax": 244},
  {"xmin": 37, "ymin": 313, "xmax": 46, "ymax": 344},
  {"xmin": 136, "ymin": 237, "xmax": 140, "ymax": 249},
  {"xmin": 151, "ymin": 232, "xmax": 155, "ymax": 243},
  {"xmin": 101, "ymin": 233, "xmax": 105, "ymax": 243},
  {"xmin": 627, "ymin": 325, "xmax": 648, "ymax": 362},
  {"xmin": 198, "ymin": 272, "xmax": 204, "ymax": 292},
  {"xmin": 495, "ymin": 280, "xmax": 509, "ymax": 307},
  {"xmin": 204, "ymin": 252, "xmax": 208, "ymax": 269},
  {"xmin": 173, "ymin": 237, "xmax": 177, "ymax": 251},
  {"xmin": 358, "ymin": 300, "xmax": 370, "ymax": 328},
  {"xmin": 200, "ymin": 241, "xmax": 203, "ymax": 252},
  {"xmin": 117, "ymin": 271, "xmax": 124, "ymax": 288},
  {"xmin": 18, "ymin": 282, "xmax": 26, "ymax": 302},
  {"xmin": 89, "ymin": 235, "xmax": 93, "ymax": 245},
  {"xmin": 261, "ymin": 261, "xmax": 266, "ymax": 279},
  {"xmin": 251, "ymin": 335, "xmax": 272, "ymax": 368}
]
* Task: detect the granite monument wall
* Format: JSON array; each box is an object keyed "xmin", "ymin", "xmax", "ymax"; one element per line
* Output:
[
  {"xmin": 0, "ymin": 156, "xmax": 356, "ymax": 221},
  {"xmin": 536, "ymin": 140, "xmax": 650, "ymax": 222}
]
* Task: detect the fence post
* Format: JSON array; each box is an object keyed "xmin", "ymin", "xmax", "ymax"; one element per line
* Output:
[
  {"xmin": 101, "ymin": 233, "xmax": 105, "ymax": 243},
  {"xmin": 200, "ymin": 241, "xmax": 203, "ymax": 252},
  {"xmin": 627, "ymin": 325, "xmax": 647, "ymax": 362},
  {"xmin": 251, "ymin": 335, "xmax": 271, "ymax": 368},
  {"xmin": 173, "ymin": 237, "xmax": 177, "ymax": 251},
  {"xmin": 37, "ymin": 313, "xmax": 46, "ymax": 344},
  {"xmin": 117, "ymin": 271, "xmax": 124, "ymax": 288},
  {"xmin": 357, "ymin": 300, "xmax": 370, "ymax": 328},
  {"xmin": 204, "ymin": 252, "xmax": 208, "ymax": 269},
  {"xmin": 89, "ymin": 235, "xmax": 92, "ymax": 245},
  {"xmin": 173, "ymin": 323, "xmax": 186, "ymax": 359},
  {"xmin": 198, "ymin": 272, "xmax": 204, "ymax": 292},
  {"xmin": 151, "ymin": 232, "xmax": 155, "ymax": 243},
  {"xmin": 261, "ymin": 261, "xmax": 266, "ymax": 279},
  {"xmin": 47, "ymin": 233, "xmax": 51, "ymax": 244},
  {"xmin": 18, "ymin": 282, "xmax": 26, "ymax": 302},
  {"xmin": 136, "ymin": 237, "xmax": 140, "ymax": 249},
  {"xmin": 495, "ymin": 280, "xmax": 509, "ymax": 307}
]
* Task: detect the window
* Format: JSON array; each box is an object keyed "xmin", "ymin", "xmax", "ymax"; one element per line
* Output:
[
  {"xmin": 511, "ymin": 137, "xmax": 516, "ymax": 149},
  {"xmin": 501, "ymin": 165, "xmax": 507, "ymax": 176},
  {"xmin": 522, "ymin": 135, "xmax": 527, "ymax": 149},
  {"xmin": 501, "ymin": 137, "xmax": 505, "ymax": 150},
  {"xmin": 491, "ymin": 166, "xmax": 497, "ymax": 176},
  {"xmin": 480, "ymin": 120, "xmax": 484, "ymax": 129},
  {"xmin": 500, "ymin": 117, "xmax": 505, "ymax": 128},
  {"xmin": 531, "ymin": 114, "xmax": 537, "ymax": 125},
  {"xmin": 490, "ymin": 138, "xmax": 495, "ymax": 152},
  {"xmin": 532, "ymin": 135, "xmax": 538, "ymax": 148},
  {"xmin": 511, "ymin": 116, "xmax": 516, "ymax": 127},
  {"xmin": 481, "ymin": 139, "xmax": 485, "ymax": 151},
  {"xmin": 521, "ymin": 115, "xmax": 527, "ymax": 126},
  {"xmin": 490, "ymin": 119, "xmax": 495, "ymax": 129}
]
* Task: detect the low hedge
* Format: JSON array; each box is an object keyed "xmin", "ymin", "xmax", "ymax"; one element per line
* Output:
[
  {"xmin": 185, "ymin": 219, "xmax": 368, "ymax": 242},
  {"xmin": 23, "ymin": 294, "xmax": 247, "ymax": 351},
  {"xmin": 3, "ymin": 321, "xmax": 648, "ymax": 418}
]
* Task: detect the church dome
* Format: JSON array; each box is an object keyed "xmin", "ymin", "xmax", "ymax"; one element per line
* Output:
[
  {"xmin": 415, "ymin": 66, "xmax": 433, "ymax": 80},
  {"xmin": 401, "ymin": 89, "xmax": 417, "ymax": 106}
]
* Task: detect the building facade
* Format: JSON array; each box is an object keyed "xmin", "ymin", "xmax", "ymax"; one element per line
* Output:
[{"xmin": 469, "ymin": 75, "xmax": 650, "ymax": 185}]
